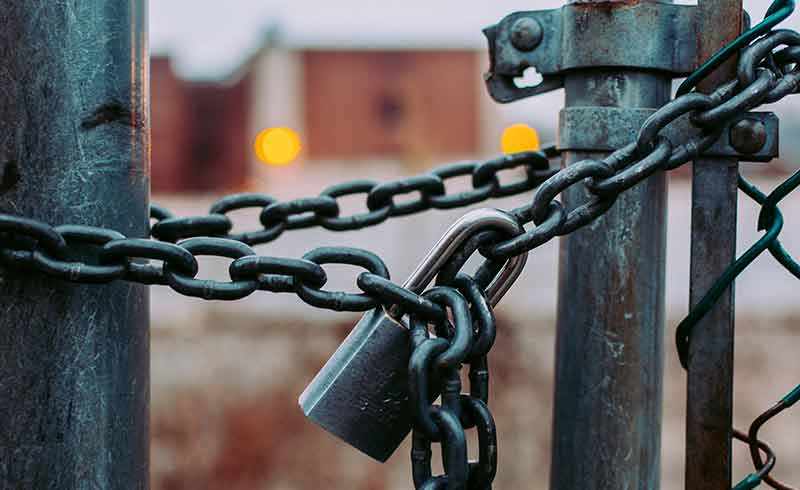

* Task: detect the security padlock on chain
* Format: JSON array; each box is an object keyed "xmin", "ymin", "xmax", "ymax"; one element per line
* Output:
[{"xmin": 299, "ymin": 208, "xmax": 527, "ymax": 462}]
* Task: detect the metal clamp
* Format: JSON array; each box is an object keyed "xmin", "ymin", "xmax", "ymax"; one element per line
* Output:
[
  {"xmin": 485, "ymin": 2, "xmax": 699, "ymax": 102},
  {"xmin": 558, "ymin": 107, "xmax": 779, "ymax": 161}
]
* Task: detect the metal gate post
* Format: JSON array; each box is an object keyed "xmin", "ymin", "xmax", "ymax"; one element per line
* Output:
[
  {"xmin": 0, "ymin": 2, "xmax": 150, "ymax": 488},
  {"xmin": 686, "ymin": 1, "xmax": 742, "ymax": 489},
  {"xmin": 550, "ymin": 1, "xmax": 670, "ymax": 488}
]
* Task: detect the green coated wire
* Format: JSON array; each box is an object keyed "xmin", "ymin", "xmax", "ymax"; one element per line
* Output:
[
  {"xmin": 671, "ymin": 3, "xmax": 799, "ymax": 487},
  {"xmin": 676, "ymin": 170, "xmax": 800, "ymax": 368},
  {"xmin": 676, "ymin": 0, "xmax": 796, "ymax": 97},
  {"xmin": 733, "ymin": 473, "xmax": 762, "ymax": 490},
  {"xmin": 733, "ymin": 386, "xmax": 800, "ymax": 488}
]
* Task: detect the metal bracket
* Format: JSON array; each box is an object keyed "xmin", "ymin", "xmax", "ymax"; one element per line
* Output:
[
  {"xmin": 484, "ymin": 2, "xmax": 699, "ymax": 103},
  {"xmin": 559, "ymin": 107, "xmax": 779, "ymax": 162}
]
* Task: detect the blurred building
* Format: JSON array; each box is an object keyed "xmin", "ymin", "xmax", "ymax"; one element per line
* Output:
[
  {"xmin": 151, "ymin": 33, "xmax": 546, "ymax": 193},
  {"xmin": 151, "ymin": 57, "xmax": 252, "ymax": 193}
]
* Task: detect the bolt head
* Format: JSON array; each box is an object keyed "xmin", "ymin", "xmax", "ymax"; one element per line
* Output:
[
  {"xmin": 510, "ymin": 17, "xmax": 543, "ymax": 52},
  {"xmin": 730, "ymin": 118, "xmax": 767, "ymax": 155}
]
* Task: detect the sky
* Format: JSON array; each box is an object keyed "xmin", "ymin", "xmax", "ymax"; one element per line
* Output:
[{"xmin": 150, "ymin": 0, "xmax": 793, "ymax": 79}]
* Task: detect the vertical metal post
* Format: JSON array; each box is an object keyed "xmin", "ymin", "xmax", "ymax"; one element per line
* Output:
[
  {"xmin": 686, "ymin": 1, "xmax": 741, "ymax": 489},
  {"xmin": 550, "ymin": 2, "xmax": 670, "ymax": 489},
  {"xmin": 0, "ymin": 2, "xmax": 150, "ymax": 489}
]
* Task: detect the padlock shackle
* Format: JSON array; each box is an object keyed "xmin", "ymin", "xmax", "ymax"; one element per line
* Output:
[{"xmin": 402, "ymin": 208, "xmax": 527, "ymax": 308}]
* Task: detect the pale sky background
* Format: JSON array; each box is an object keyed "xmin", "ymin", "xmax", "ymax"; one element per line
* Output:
[{"xmin": 150, "ymin": 0, "xmax": 795, "ymax": 79}]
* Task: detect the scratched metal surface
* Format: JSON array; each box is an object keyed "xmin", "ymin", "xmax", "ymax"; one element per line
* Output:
[
  {"xmin": 0, "ymin": 1, "xmax": 150, "ymax": 488},
  {"xmin": 550, "ymin": 68, "xmax": 671, "ymax": 490}
]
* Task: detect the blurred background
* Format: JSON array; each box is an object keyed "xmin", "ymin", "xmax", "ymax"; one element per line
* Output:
[{"xmin": 147, "ymin": 1, "xmax": 800, "ymax": 488}]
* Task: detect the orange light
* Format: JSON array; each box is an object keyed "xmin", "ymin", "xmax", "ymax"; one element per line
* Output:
[
  {"xmin": 254, "ymin": 127, "xmax": 302, "ymax": 166},
  {"xmin": 501, "ymin": 124, "xmax": 541, "ymax": 155}
]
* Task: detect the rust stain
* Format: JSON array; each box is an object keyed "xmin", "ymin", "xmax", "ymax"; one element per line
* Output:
[{"xmin": 570, "ymin": 0, "xmax": 640, "ymax": 13}]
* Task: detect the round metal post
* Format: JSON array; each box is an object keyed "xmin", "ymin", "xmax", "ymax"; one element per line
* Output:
[
  {"xmin": 550, "ymin": 1, "xmax": 669, "ymax": 489},
  {"xmin": 0, "ymin": 2, "xmax": 150, "ymax": 488}
]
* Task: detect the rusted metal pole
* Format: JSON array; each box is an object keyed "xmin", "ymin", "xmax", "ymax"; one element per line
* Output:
[
  {"xmin": 0, "ymin": 2, "xmax": 150, "ymax": 488},
  {"xmin": 685, "ymin": 1, "xmax": 742, "ymax": 489},
  {"xmin": 550, "ymin": 1, "xmax": 670, "ymax": 489}
]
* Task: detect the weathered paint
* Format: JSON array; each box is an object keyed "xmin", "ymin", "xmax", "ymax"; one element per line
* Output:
[
  {"xmin": 686, "ymin": 1, "xmax": 742, "ymax": 489},
  {"xmin": 549, "ymin": 3, "xmax": 671, "ymax": 486}
]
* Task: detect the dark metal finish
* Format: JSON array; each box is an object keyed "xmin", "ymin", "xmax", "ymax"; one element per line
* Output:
[
  {"xmin": 686, "ymin": 1, "xmax": 742, "ymax": 489},
  {"xmin": 299, "ymin": 208, "xmax": 527, "ymax": 463},
  {"xmin": 0, "ymin": 1, "xmax": 150, "ymax": 488},
  {"xmin": 299, "ymin": 308, "xmax": 414, "ymax": 462},
  {"xmin": 510, "ymin": 17, "xmax": 543, "ymax": 52},
  {"xmin": 295, "ymin": 247, "xmax": 390, "ymax": 311},
  {"xmin": 730, "ymin": 117, "xmax": 769, "ymax": 154},
  {"xmin": 550, "ymin": 2, "xmax": 671, "ymax": 487},
  {"xmin": 408, "ymin": 283, "xmax": 497, "ymax": 490},
  {"xmin": 483, "ymin": 2, "xmax": 698, "ymax": 102},
  {"xmin": 0, "ymin": 4, "xmax": 794, "ymax": 486},
  {"xmin": 559, "ymin": 106, "xmax": 779, "ymax": 162}
]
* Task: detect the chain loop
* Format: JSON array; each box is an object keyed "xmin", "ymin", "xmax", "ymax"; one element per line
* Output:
[
  {"xmin": 229, "ymin": 255, "xmax": 327, "ymax": 293},
  {"xmin": 462, "ymin": 396, "xmax": 498, "ymax": 490},
  {"xmin": 356, "ymin": 272, "xmax": 447, "ymax": 322},
  {"xmin": 209, "ymin": 193, "xmax": 278, "ymax": 245},
  {"xmin": 693, "ymin": 68, "xmax": 777, "ymax": 127},
  {"xmin": 409, "ymin": 336, "xmax": 450, "ymax": 441},
  {"xmin": 163, "ymin": 237, "xmax": 258, "ymax": 300},
  {"xmin": 294, "ymin": 247, "xmax": 389, "ymax": 311},
  {"xmin": 320, "ymin": 180, "xmax": 392, "ymax": 231},
  {"xmin": 411, "ymin": 408, "xmax": 469, "ymax": 490},
  {"xmin": 472, "ymin": 151, "xmax": 552, "ymax": 198},
  {"xmin": 367, "ymin": 174, "xmax": 446, "ymax": 217},
  {"xmin": 260, "ymin": 196, "xmax": 340, "ymax": 233},
  {"xmin": 151, "ymin": 215, "xmax": 233, "ymax": 243},
  {"xmin": 31, "ymin": 226, "xmax": 128, "ymax": 283},
  {"xmin": 530, "ymin": 159, "xmax": 614, "ymax": 225},
  {"xmin": 428, "ymin": 163, "xmax": 500, "ymax": 209},
  {"xmin": 451, "ymin": 274, "xmax": 496, "ymax": 360},
  {"xmin": 101, "ymin": 238, "xmax": 199, "ymax": 285},
  {"xmin": 587, "ymin": 137, "xmax": 673, "ymax": 197},
  {"xmin": 0, "ymin": 215, "xmax": 67, "ymax": 258}
]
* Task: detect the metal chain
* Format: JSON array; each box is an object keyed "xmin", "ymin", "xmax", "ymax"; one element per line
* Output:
[
  {"xmin": 2, "ymin": 29, "xmax": 799, "ymax": 311},
  {"xmin": 2, "ymin": 25, "xmax": 800, "ymax": 489},
  {"xmin": 408, "ymin": 278, "xmax": 498, "ymax": 490}
]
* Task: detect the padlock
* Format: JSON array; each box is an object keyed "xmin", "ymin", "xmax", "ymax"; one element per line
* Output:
[{"xmin": 299, "ymin": 208, "xmax": 528, "ymax": 462}]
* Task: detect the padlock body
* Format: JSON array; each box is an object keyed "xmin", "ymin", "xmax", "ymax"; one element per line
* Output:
[{"xmin": 299, "ymin": 308, "xmax": 412, "ymax": 462}]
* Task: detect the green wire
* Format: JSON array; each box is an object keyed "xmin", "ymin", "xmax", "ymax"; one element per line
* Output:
[
  {"xmin": 675, "ymin": 188, "xmax": 783, "ymax": 368},
  {"xmin": 676, "ymin": 0, "xmax": 796, "ymax": 97},
  {"xmin": 733, "ymin": 473, "xmax": 762, "ymax": 490},
  {"xmin": 675, "ymin": 5, "xmax": 798, "ymax": 484},
  {"xmin": 676, "ymin": 169, "xmax": 800, "ymax": 368},
  {"xmin": 782, "ymin": 384, "xmax": 800, "ymax": 406}
]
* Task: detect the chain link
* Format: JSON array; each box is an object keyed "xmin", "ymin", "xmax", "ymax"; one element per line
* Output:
[
  {"xmin": 2, "ymin": 24, "xmax": 800, "ymax": 489},
  {"xmin": 408, "ymin": 279, "xmax": 498, "ymax": 490}
]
